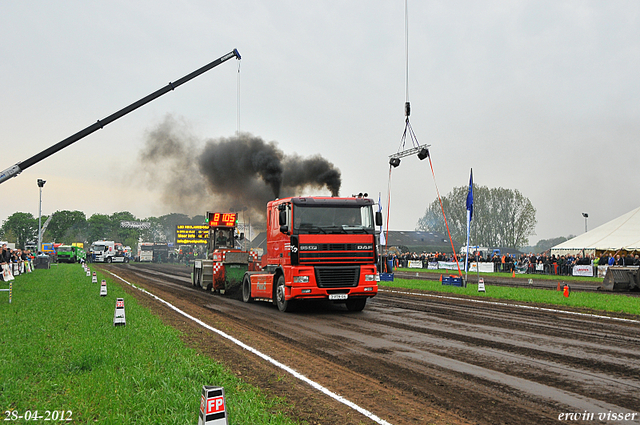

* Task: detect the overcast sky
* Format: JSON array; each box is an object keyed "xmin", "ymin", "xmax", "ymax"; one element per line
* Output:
[{"xmin": 1, "ymin": 1, "xmax": 639, "ymax": 245}]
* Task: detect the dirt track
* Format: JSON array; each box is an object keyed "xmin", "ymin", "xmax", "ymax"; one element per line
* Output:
[{"xmin": 100, "ymin": 263, "xmax": 640, "ymax": 425}]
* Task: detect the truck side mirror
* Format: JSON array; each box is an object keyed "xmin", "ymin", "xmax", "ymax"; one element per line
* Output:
[
  {"xmin": 280, "ymin": 225, "xmax": 289, "ymax": 234},
  {"xmin": 279, "ymin": 210, "xmax": 287, "ymax": 226},
  {"xmin": 375, "ymin": 211, "xmax": 383, "ymax": 227}
]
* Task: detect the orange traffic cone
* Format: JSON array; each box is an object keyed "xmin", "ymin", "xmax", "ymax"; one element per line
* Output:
[
  {"xmin": 563, "ymin": 284, "xmax": 570, "ymax": 297},
  {"xmin": 512, "ymin": 270, "xmax": 515, "ymax": 278},
  {"xmin": 439, "ymin": 274, "xmax": 443, "ymax": 282}
]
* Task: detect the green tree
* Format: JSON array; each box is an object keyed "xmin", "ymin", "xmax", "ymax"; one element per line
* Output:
[
  {"xmin": 139, "ymin": 217, "xmax": 163, "ymax": 243},
  {"xmin": 417, "ymin": 185, "xmax": 537, "ymax": 249},
  {"xmin": 158, "ymin": 213, "xmax": 192, "ymax": 243},
  {"xmin": 0, "ymin": 212, "xmax": 39, "ymax": 249},
  {"xmin": 48, "ymin": 210, "xmax": 87, "ymax": 243},
  {"xmin": 87, "ymin": 214, "xmax": 113, "ymax": 243},
  {"xmin": 110, "ymin": 211, "xmax": 141, "ymax": 249}
]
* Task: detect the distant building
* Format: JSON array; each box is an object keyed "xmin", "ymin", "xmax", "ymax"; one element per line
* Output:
[{"xmin": 384, "ymin": 230, "xmax": 452, "ymax": 253}]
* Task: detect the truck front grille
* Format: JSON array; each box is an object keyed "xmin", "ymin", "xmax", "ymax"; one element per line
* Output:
[{"xmin": 314, "ymin": 266, "xmax": 360, "ymax": 288}]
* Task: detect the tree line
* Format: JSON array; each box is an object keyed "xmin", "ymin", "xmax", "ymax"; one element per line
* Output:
[
  {"xmin": 417, "ymin": 185, "xmax": 537, "ymax": 250},
  {"xmin": 0, "ymin": 210, "xmax": 205, "ymax": 250},
  {"xmin": 3, "ymin": 185, "xmax": 539, "ymax": 251}
]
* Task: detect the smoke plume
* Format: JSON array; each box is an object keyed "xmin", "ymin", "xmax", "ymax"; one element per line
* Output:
[{"xmin": 138, "ymin": 114, "xmax": 341, "ymax": 218}]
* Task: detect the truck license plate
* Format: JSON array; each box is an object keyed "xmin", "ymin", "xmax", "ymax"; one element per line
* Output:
[{"xmin": 329, "ymin": 293, "xmax": 348, "ymax": 300}]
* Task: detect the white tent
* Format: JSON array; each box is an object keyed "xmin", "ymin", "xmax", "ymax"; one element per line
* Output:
[{"xmin": 550, "ymin": 206, "xmax": 640, "ymax": 256}]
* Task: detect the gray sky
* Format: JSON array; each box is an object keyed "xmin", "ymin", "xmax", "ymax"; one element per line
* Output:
[{"xmin": 1, "ymin": 1, "xmax": 639, "ymax": 245}]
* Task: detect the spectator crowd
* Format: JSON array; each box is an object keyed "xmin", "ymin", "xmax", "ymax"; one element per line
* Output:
[
  {"xmin": 385, "ymin": 249, "xmax": 640, "ymax": 276},
  {"xmin": 1, "ymin": 243, "xmax": 34, "ymax": 281}
]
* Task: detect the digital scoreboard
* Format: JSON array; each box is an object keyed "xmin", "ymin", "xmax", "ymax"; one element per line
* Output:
[
  {"xmin": 208, "ymin": 212, "xmax": 237, "ymax": 228},
  {"xmin": 175, "ymin": 224, "xmax": 209, "ymax": 245}
]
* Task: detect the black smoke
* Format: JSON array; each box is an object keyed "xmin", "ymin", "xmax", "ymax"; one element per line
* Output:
[{"xmin": 138, "ymin": 115, "xmax": 341, "ymax": 217}]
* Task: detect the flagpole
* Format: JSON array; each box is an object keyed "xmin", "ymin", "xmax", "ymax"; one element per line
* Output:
[
  {"xmin": 465, "ymin": 168, "xmax": 473, "ymax": 288},
  {"xmin": 465, "ymin": 209, "xmax": 470, "ymax": 284}
]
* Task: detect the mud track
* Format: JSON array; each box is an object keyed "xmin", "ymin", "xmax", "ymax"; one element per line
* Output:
[{"xmin": 100, "ymin": 263, "xmax": 640, "ymax": 425}]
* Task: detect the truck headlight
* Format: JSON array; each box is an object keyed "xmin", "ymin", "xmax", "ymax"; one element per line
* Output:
[
  {"xmin": 293, "ymin": 276, "xmax": 309, "ymax": 283},
  {"xmin": 365, "ymin": 274, "xmax": 377, "ymax": 282}
]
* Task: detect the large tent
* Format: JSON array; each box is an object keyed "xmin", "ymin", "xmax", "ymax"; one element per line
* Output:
[{"xmin": 550, "ymin": 206, "xmax": 640, "ymax": 256}]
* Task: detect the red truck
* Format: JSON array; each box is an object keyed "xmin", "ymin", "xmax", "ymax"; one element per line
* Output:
[{"xmin": 241, "ymin": 196, "xmax": 382, "ymax": 312}]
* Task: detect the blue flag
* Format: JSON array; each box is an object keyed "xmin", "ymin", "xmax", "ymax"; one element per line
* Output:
[
  {"xmin": 466, "ymin": 169, "xmax": 473, "ymax": 220},
  {"xmin": 378, "ymin": 192, "xmax": 386, "ymax": 246}
]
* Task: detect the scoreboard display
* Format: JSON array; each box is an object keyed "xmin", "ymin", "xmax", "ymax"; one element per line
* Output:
[
  {"xmin": 208, "ymin": 212, "xmax": 237, "ymax": 227},
  {"xmin": 175, "ymin": 224, "xmax": 209, "ymax": 245}
]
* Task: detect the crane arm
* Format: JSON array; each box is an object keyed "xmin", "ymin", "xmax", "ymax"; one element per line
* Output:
[{"xmin": 0, "ymin": 48, "xmax": 241, "ymax": 184}]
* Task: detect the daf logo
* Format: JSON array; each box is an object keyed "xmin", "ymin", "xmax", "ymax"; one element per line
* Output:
[{"xmin": 357, "ymin": 245, "xmax": 372, "ymax": 250}]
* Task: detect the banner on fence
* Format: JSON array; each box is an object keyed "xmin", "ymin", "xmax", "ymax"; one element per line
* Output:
[
  {"xmin": 572, "ymin": 265, "xmax": 593, "ymax": 277},
  {"xmin": 469, "ymin": 262, "xmax": 495, "ymax": 273},
  {"xmin": 597, "ymin": 265, "xmax": 608, "ymax": 278},
  {"xmin": 408, "ymin": 260, "xmax": 422, "ymax": 268},
  {"xmin": 438, "ymin": 261, "xmax": 463, "ymax": 270},
  {"xmin": 2, "ymin": 264, "xmax": 14, "ymax": 281},
  {"xmin": 427, "ymin": 262, "xmax": 438, "ymax": 270}
]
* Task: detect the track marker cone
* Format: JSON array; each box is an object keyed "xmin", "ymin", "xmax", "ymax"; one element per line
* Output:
[
  {"xmin": 557, "ymin": 282, "xmax": 561, "ymax": 291},
  {"xmin": 100, "ymin": 280, "xmax": 107, "ymax": 297},
  {"xmin": 563, "ymin": 284, "xmax": 570, "ymax": 298},
  {"xmin": 512, "ymin": 270, "xmax": 515, "ymax": 278},
  {"xmin": 478, "ymin": 278, "xmax": 486, "ymax": 292},
  {"xmin": 198, "ymin": 385, "xmax": 227, "ymax": 425},
  {"xmin": 114, "ymin": 298, "xmax": 126, "ymax": 326}
]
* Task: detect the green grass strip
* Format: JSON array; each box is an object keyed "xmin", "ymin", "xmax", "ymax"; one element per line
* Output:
[
  {"xmin": 0, "ymin": 264, "xmax": 298, "ymax": 424},
  {"xmin": 380, "ymin": 278, "xmax": 640, "ymax": 316}
]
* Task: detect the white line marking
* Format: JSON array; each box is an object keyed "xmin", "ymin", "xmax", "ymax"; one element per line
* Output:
[
  {"xmin": 379, "ymin": 288, "xmax": 640, "ymax": 323},
  {"xmin": 108, "ymin": 272, "xmax": 393, "ymax": 425}
]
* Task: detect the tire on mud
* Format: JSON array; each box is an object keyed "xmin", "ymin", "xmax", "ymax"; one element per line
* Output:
[
  {"xmin": 242, "ymin": 275, "xmax": 253, "ymax": 303},
  {"xmin": 275, "ymin": 275, "xmax": 294, "ymax": 312},
  {"xmin": 346, "ymin": 297, "xmax": 367, "ymax": 312}
]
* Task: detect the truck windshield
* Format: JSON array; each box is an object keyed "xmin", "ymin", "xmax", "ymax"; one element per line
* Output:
[
  {"xmin": 141, "ymin": 246, "xmax": 153, "ymax": 251},
  {"xmin": 58, "ymin": 246, "xmax": 72, "ymax": 252},
  {"xmin": 293, "ymin": 205, "xmax": 374, "ymax": 234},
  {"xmin": 92, "ymin": 244, "xmax": 106, "ymax": 252}
]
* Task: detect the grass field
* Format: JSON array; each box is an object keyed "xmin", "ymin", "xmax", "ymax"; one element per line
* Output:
[
  {"xmin": 380, "ymin": 278, "xmax": 640, "ymax": 316},
  {"xmin": 0, "ymin": 264, "xmax": 298, "ymax": 424}
]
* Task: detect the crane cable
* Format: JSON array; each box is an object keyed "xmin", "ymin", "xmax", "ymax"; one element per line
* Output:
[
  {"xmin": 385, "ymin": 0, "xmax": 461, "ymax": 276},
  {"xmin": 236, "ymin": 59, "xmax": 241, "ymax": 134},
  {"xmin": 427, "ymin": 153, "xmax": 462, "ymax": 276}
]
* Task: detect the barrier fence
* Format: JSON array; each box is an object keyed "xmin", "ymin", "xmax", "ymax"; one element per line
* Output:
[{"xmin": 402, "ymin": 258, "xmax": 606, "ymax": 278}]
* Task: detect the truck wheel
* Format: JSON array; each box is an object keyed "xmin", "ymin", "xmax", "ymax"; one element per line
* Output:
[
  {"xmin": 346, "ymin": 298, "xmax": 367, "ymax": 312},
  {"xmin": 191, "ymin": 265, "xmax": 197, "ymax": 287},
  {"xmin": 106, "ymin": 257, "xmax": 112, "ymax": 264},
  {"xmin": 275, "ymin": 275, "xmax": 293, "ymax": 312},
  {"xmin": 242, "ymin": 275, "xmax": 253, "ymax": 303}
]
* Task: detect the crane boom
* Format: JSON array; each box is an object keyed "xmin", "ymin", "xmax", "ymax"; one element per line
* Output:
[{"xmin": 0, "ymin": 48, "xmax": 241, "ymax": 184}]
